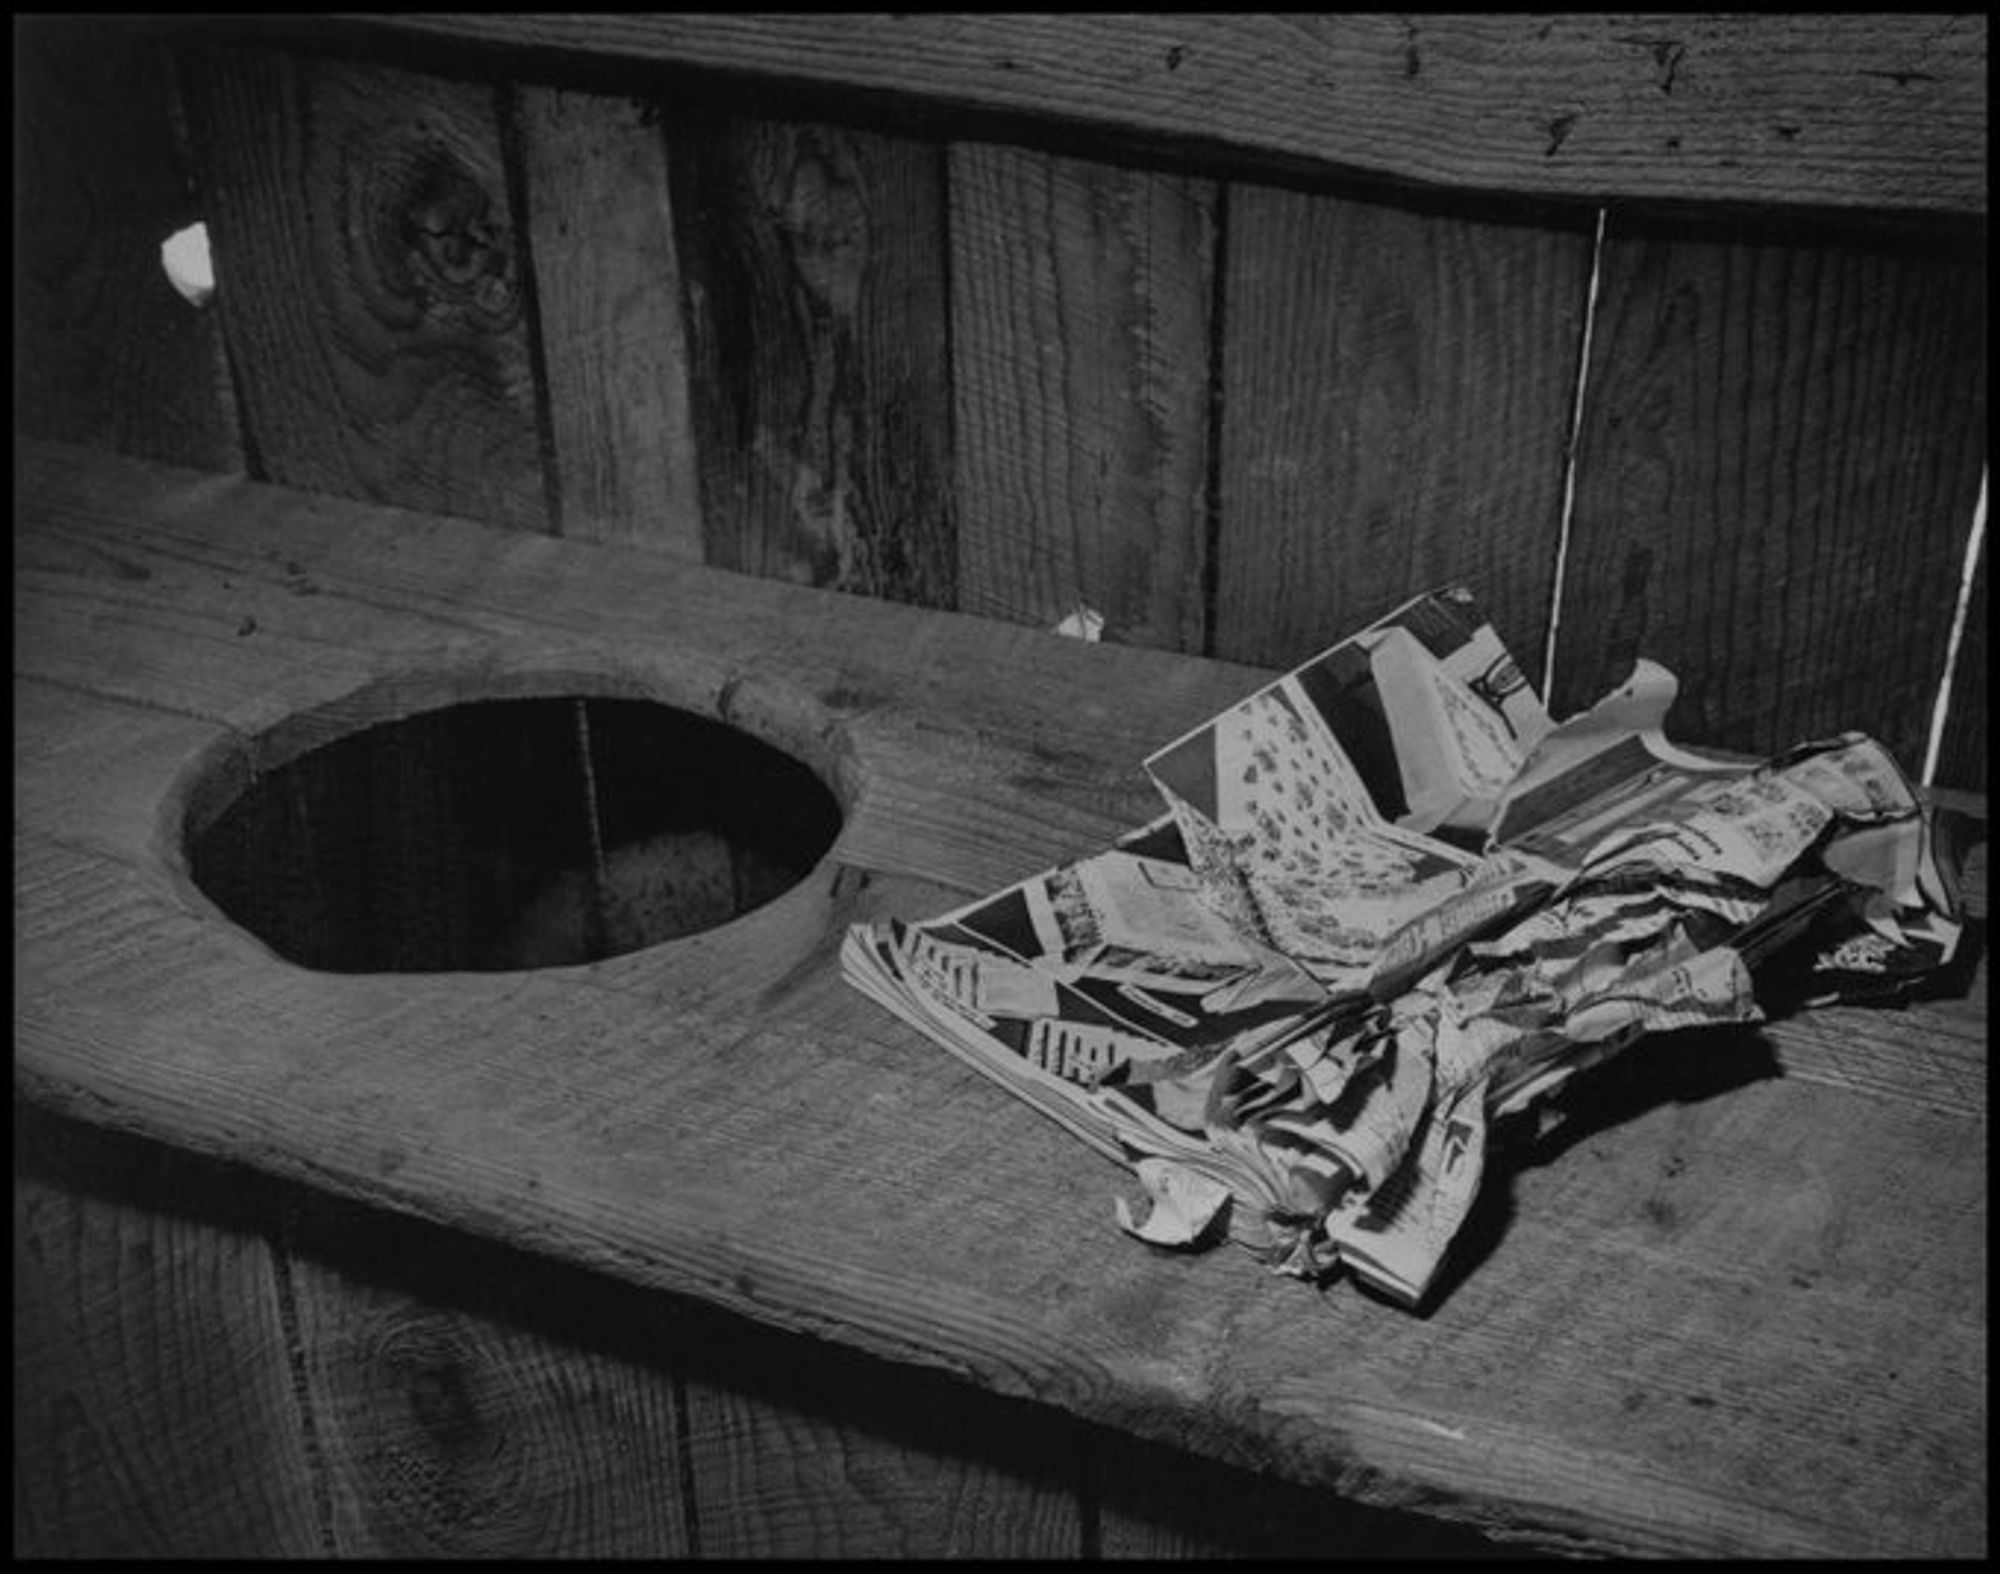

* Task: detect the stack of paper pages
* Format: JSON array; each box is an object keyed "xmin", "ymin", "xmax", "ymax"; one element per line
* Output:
[{"xmin": 843, "ymin": 588, "xmax": 1967, "ymax": 1307}]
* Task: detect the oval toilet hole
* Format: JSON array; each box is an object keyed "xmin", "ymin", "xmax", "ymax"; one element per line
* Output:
[{"xmin": 187, "ymin": 696, "xmax": 844, "ymax": 973}]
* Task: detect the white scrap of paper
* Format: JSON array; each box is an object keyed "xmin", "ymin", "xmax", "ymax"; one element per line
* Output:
[
  {"xmin": 1115, "ymin": 1158, "xmax": 1231, "ymax": 1246},
  {"xmin": 161, "ymin": 222, "xmax": 215, "ymax": 307},
  {"xmin": 1054, "ymin": 604, "xmax": 1105, "ymax": 642}
]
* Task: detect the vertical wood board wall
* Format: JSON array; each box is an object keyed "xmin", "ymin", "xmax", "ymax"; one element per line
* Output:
[
  {"xmin": 13, "ymin": 21, "xmax": 241, "ymax": 473},
  {"xmin": 1213, "ymin": 186, "xmax": 1594, "ymax": 692},
  {"xmin": 23, "ymin": 25, "xmax": 1982, "ymax": 783},
  {"xmin": 13, "ymin": 1118, "xmax": 321, "ymax": 1556},
  {"xmin": 177, "ymin": 44, "xmax": 547, "ymax": 530},
  {"xmin": 669, "ymin": 116, "xmax": 957, "ymax": 605},
  {"xmin": 509, "ymin": 86, "xmax": 706, "ymax": 556},
  {"xmin": 13, "ymin": 1112, "xmax": 1509, "ymax": 1557},
  {"xmin": 1554, "ymin": 221, "xmax": 1988, "ymax": 771},
  {"xmin": 949, "ymin": 143, "xmax": 1218, "ymax": 651}
]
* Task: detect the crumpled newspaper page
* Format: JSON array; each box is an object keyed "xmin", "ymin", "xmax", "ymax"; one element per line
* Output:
[{"xmin": 841, "ymin": 585, "xmax": 1970, "ymax": 1309}]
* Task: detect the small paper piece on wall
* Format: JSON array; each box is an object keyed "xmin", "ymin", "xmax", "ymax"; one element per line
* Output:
[
  {"xmin": 1055, "ymin": 605, "xmax": 1105, "ymax": 642},
  {"xmin": 161, "ymin": 222, "xmax": 215, "ymax": 308}
]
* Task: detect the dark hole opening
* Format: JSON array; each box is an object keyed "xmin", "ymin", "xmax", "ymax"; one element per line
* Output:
[{"xmin": 187, "ymin": 697, "xmax": 843, "ymax": 973}]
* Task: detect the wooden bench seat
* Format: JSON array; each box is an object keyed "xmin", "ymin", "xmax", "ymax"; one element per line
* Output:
[{"xmin": 15, "ymin": 437, "xmax": 1985, "ymax": 1557}]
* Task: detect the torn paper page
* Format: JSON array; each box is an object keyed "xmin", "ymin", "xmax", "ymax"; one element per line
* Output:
[{"xmin": 1116, "ymin": 1158, "xmax": 1232, "ymax": 1246}]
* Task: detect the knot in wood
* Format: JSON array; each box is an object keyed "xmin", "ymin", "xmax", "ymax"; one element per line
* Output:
[
  {"xmin": 765, "ymin": 132, "xmax": 869, "ymax": 321},
  {"xmin": 355, "ymin": 131, "xmax": 519, "ymax": 331}
]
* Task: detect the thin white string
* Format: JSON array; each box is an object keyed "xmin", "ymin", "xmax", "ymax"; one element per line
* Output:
[
  {"xmin": 1541, "ymin": 206, "xmax": 1608, "ymax": 703},
  {"xmin": 572, "ymin": 698, "xmax": 612, "ymax": 957},
  {"xmin": 1921, "ymin": 466, "xmax": 1987, "ymax": 788}
]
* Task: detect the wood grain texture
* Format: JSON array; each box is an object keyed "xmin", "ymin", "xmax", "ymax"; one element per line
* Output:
[
  {"xmin": 12, "ymin": 1110, "xmax": 322, "ymax": 1557},
  {"xmin": 1185, "ymin": 1017, "xmax": 1988, "ymax": 1558},
  {"xmin": 282, "ymin": 1205, "xmax": 689, "ymax": 1556},
  {"xmin": 14, "ymin": 19, "xmax": 240, "ymax": 472},
  {"xmin": 510, "ymin": 86, "xmax": 706, "ymax": 555},
  {"xmin": 13, "ymin": 441, "xmax": 1987, "ymax": 1557},
  {"xmin": 670, "ymin": 116, "xmax": 956, "ymax": 603},
  {"xmin": 1090, "ymin": 1423, "xmax": 1512, "ymax": 1557},
  {"xmin": 1549, "ymin": 222, "xmax": 1989, "ymax": 770},
  {"xmin": 323, "ymin": 14, "xmax": 1989, "ymax": 218},
  {"xmin": 949, "ymin": 142, "xmax": 1216, "ymax": 651},
  {"xmin": 681, "ymin": 1319, "xmax": 1083, "ymax": 1556},
  {"xmin": 1212, "ymin": 183, "xmax": 1592, "ymax": 683},
  {"xmin": 176, "ymin": 43, "xmax": 546, "ymax": 529}
]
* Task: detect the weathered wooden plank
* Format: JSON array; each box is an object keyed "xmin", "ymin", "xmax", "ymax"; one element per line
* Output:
[
  {"xmin": 12, "ymin": 1111, "xmax": 323, "ymax": 1557},
  {"xmin": 8, "ymin": 443, "xmax": 1220, "ymax": 899},
  {"xmin": 319, "ymin": 14, "xmax": 1989, "ymax": 218},
  {"xmin": 13, "ymin": 18, "xmax": 240, "ymax": 472},
  {"xmin": 176, "ymin": 43, "xmax": 546, "ymax": 529},
  {"xmin": 949, "ymin": 142, "xmax": 1216, "ymax": 651},
  {"xmin": 282, "ymin": 1202, "xmax": 689, "ymax": 1556},
  {"xmin": 670, "ymin": 115, "xmax": 956, "ymax": 603},
  {"xmin": 1091, "ymin": 1424, "xmax": 1512, "ymax": 1557},
  {"xmin": 1198, "ymin": 1054, "xmax": 1987, "ymax": 1558},
  {"xmin": 681, "ymin": 1319, "xmax": 1083, "ymax": 1556},
  {"xmin": 1212, "ymin": 183, "xmax": 1592, "ymax": 682},
  {"xmin": 14, "ymin": 442, "xmax": 1988, "ymax": 1557},
  {"xmin": 15, "ymin": 436, "xmax": 1984, "ymax": 1117},
  {"xmin": 1549, "ymin": 220, "xmax": 1989, "ymax": 770},
  {"xmin": 509, "ymin": 85, "xmax": 706, "ymax": 555}
]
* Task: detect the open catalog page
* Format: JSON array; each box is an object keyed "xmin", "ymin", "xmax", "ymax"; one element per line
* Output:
[{"xmin": 842, "ymin": 586, "xmax": 1969, "ymax": 1309}]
